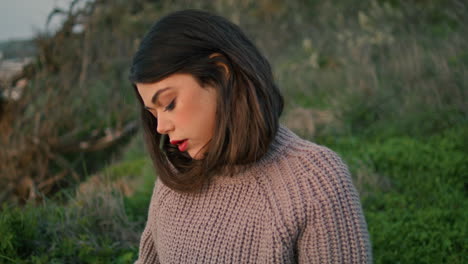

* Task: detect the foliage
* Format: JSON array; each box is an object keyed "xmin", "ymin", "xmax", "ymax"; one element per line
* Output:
[
  {"xmin": 318, "ymin": 125, "xmax": 468, "ymax": 263},
  {"xmin": 0, "ymin": 134, "xmax": 154, "ymax": 263},
  {"xmin": 0, "ymin": 195, "xmax": 139, "ymax": 263}
]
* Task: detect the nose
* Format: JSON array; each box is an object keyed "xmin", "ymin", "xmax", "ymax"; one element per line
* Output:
[{"xmin": 156, "ymin": 115, "xmax": 173, "ymax": 134}]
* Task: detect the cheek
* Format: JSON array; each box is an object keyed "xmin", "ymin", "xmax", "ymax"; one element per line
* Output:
[
  {"xmin": 179, "ymin": 97, "xmax": 216, "ymax": 137},
  {"xmin": 174, "ymin": 100, "xmax": 199, "ymax": 129}
]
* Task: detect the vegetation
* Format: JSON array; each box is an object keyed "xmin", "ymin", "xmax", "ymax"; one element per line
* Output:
[{"xmin": 0, "ymin": 0, "xmax": 466, "ymax": 263}]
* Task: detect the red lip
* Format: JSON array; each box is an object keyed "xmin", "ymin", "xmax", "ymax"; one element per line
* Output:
[
  {"xmin": 170, "ymin": 139, "xmax": 188, "ymax": 152},
  {"xmin": 170, "ymin": 139, "xmax": 186, "ymax": 145}
]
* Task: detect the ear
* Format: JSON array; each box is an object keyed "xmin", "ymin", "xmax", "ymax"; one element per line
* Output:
[{"xmin": 209, "ymin": 53, "xmax": 230, "ymax": 78}]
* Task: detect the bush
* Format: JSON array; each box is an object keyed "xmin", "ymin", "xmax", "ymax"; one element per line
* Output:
[
  {"xmin": 319, "ymin": 125, "xmax": 468, "ymax": 263},
  {"xmin": 0, "ymin": 189, "xmax": 142, "ymax": 263}
]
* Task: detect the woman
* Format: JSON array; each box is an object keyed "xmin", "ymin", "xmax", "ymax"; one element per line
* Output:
[{"xmin": 130, "ymin": 9, "xmax": 372, "ymax": 264}]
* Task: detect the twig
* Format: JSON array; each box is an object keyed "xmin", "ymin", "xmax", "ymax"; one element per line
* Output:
[
  {"xmin": 53, "ymin": 120, "xmax": 138, "ymax": 153},
  {"xmin": 0, "ymin": 254, "xmax": 17, "ymax": 263},
  {"xmin": 38, "ymin": 170, "xmax": 67, "ymax": 194},
  {"xmin": 47, "ymin": 152, "xmax": 81, "ymax": 182}
]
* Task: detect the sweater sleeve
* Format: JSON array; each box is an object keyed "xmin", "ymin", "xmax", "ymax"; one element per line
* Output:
[
  {"xmin": 296, "ymin": 147, "xmax": 372, "ymax": 263},
  {"xmin": 134, "ymin": 180, "xmax": 160, "ymax": 264},
  {"xmin": 134, "ymin": 221, "xmax": 159, "ymax": 264}
]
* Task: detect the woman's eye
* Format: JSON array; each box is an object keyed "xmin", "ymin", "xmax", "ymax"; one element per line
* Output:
[{"xmin": 164, "ymin": 99, "xmax": 176, "ymax": 111}]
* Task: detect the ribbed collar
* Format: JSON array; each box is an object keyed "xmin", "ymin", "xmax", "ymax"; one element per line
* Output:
[{"xmin": 258, "ymin": 124, "xmax": 299, "ymax": 164}]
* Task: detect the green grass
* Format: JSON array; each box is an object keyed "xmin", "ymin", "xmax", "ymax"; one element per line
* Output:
[
  {"xmin": 0, "ymin": 135, "xmax": 155, "ymax": 263},
  {"xmin": 317, "ymin": 124, "xmax": 468, "ymax": 263},
  {"xmin": 0, "ymin": 199, "xmax": 139, "ymax": 263},
  {"xmin": 2, "ymin": 125, "xmax": 465, "ymax": 263}
]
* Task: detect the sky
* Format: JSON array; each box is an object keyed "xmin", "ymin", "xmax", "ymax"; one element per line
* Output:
[{"xmin": 0, "ymin": 0, "xmax": 74, "ymax": 42}]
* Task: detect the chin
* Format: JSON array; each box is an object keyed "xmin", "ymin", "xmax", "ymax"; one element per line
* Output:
[
  {"xmin": 188, "ymin": 149, "xmax": 204, "ymax": 160},
  {"xmin": 187, "ymin": 150, "xmax": 196, "ymax": 159}
]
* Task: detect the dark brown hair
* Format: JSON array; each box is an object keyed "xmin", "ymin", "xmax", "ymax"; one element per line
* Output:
[{"xmin": 129, "ymin": 9, "xmax": 283, "ymax": 192}]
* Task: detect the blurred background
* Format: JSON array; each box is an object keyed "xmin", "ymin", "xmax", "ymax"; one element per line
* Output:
[{"xmin": 0, "ymin": 0, "xmax": 466, "ymax": 263}]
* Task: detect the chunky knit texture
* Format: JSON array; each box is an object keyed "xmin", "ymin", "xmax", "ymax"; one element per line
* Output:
[{"xmin": 135, "ymin": 126, "xmax": 372, "ymax": 263}]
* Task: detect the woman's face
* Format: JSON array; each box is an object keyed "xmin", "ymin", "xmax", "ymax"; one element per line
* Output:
[{"xmin": 136, "ymin": 73, "xmax": 217, "ymax": 160}]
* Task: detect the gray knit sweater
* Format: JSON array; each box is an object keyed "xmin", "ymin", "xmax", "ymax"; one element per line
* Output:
[{"xmin": 135, "ymin": 126, "xmax": 372, "ymax": 263}]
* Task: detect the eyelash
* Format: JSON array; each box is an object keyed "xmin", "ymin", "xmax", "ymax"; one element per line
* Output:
[
  {"xmin": 164, "ymin": 99, "xmax": 176, "ymax": 111},
  {"xmin": 146, "ymin": 99, "xmax": 175, "ymax": 118}
]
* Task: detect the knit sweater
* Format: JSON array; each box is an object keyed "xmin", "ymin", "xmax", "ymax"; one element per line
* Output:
[{"xmin": 135, "ymin": 125, "xmax": 372, "ymax": 263}]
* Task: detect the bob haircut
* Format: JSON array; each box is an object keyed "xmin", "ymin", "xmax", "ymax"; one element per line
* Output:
[{"xmin": 129, "ymin": 9, "xmax": 283, "ymax": 192}]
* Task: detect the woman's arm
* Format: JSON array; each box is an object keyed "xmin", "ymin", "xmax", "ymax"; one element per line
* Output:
[
  {"xmin": 296, "ymin": 147, "xmax": 372, "ymax": 263},
  {"xmin": 134, "ymin": 221, "xmax": 159, "ymax": 264},
  {"xmin": 134, "ymin": 180, "xmax": 161, "ymax": 264}
]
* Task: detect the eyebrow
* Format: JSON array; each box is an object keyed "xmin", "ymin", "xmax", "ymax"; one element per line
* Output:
[{"xmin": 144, "ymin": 87, "xmax": 172, "ymax": 110}]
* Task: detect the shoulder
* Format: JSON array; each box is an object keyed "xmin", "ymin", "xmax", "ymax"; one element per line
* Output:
[
  {"xmin": 288, "ymin": 136, "xmax": 353, "ymax": 187},
  {"xmin": 287, "ymin": 138, "xmax": 360, "ymax": 212},
  {"xmin": 265, "ymin": 125, "xmax": 352, "ymax": 187},
  {"xmin": 280, "ymin": 129, "xmax": 358, "ymax": 205},
  {"xmin": 279, "ymin": 132, "xmax": 372, "ymax": 262},
  {"xmin": 256, "ymin": 126, "xmax": 360, "ymax": 227}
]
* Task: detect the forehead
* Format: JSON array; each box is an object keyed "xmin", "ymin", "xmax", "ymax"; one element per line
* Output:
[
  {"xmin": 136, "ymin": 74, "xmax": 184, "ymax": 102},
  {"xmin": 136, "ymin": 77, "xmax": 171, "ymax": 99}
]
